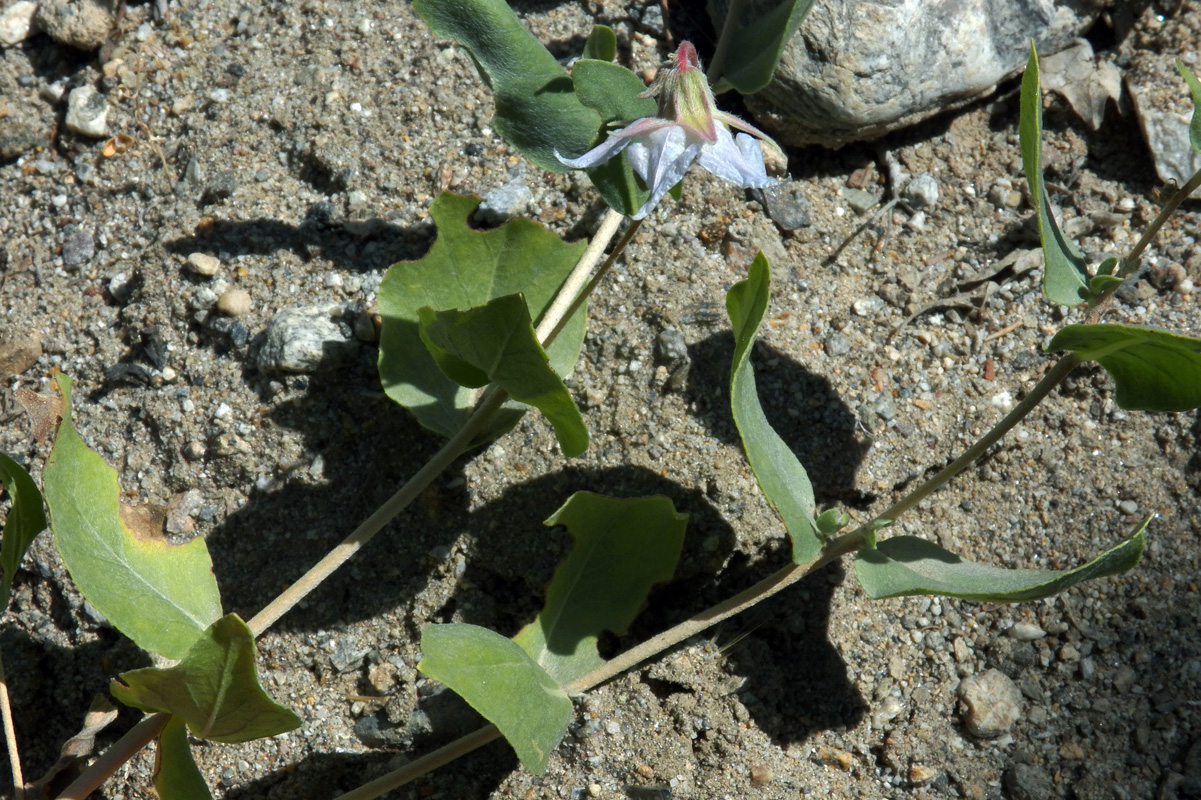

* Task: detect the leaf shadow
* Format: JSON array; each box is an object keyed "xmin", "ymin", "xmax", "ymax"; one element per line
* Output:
[{"xmin": 685, "ymin": 330, "xmax": 875, "ymax": 507}]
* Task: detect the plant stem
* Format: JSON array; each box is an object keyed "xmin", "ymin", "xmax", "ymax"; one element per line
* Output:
[
  {"xmin": 707, "ymin": 0, "xmax": 749, "ymax": 84},
  {"xmin": 536, "ymin": 209, "xmax": 624, "ymax": 346},
  {"xmin": 542, "ymin": 218, "xmax": 643, "ymax": 349},
  {"xmin": 57, "ymin": 714, "xmax": 168, "ymax": 800},
  {"xmin": 0, "ymin": 652, "xmax": 24, "ymax": 800},
  {"xmin": 335, "ymin": 725, "xmax": 502, "ymax": 800}
]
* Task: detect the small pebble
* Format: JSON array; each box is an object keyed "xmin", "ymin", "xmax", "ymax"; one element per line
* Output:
[
  {"xmin": 824, "ymin": 331, "xmax": 851, "ymax": 356},
  {"xmin": 187, "ymin": 253, "xmax": 222, "ymax": 276},
  {"xmin": 257, "ymin": 305, "xmax": 359, "ymax": 373},
  {"xmin": 182, "ymin": 441, "xmax": 207, "ymax": 461},
  {"xmin": 1113, "ymin": 664, "xmax": 1136, "ymax": 693},
  {"xmin": 216, "ymin": 288, "xmax": 252, "ymax": 316},
  {"xmin": 957, "ymin": 668, "xmax": 1022, "ymax": 738},
  {"xmin": 1003, "ymin": 763, "xmax": 1053, "ymax": 800},
  {"xmin": 65, "ymin": 86, "xmax": 109, "ymax": 138},
  {"xmin": 1008, "ymin": 622, "xmax": 1046, "ymax": 641},
  {"xmin": 1117, "ymin": 499, "xmax": 1138, "ymax": 515},
  {"xmin": 587, "ymin": 784, "xmax": 601, "ymax": 798},
  {"xmin": 749, "ymin": 763, "xmax": 772, "ymax": 787},
  {"xmin": 0, "ymin": 1, "xmax": 37, "ymax": 47},
  {"xmin": 902, "ymin": 172, "xmax": 939, "ymax": 209},
  {"xmin": 62, "ymin": 227, "xmax": 95, "ymax": 268}
]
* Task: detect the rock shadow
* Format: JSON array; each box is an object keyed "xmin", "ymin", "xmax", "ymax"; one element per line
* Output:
[{"xmin": 685, "ymin": 331, "xmax": 874, "ymax": 507}]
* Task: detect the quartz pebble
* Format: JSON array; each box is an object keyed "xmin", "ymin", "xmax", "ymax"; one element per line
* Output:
[
  {"xmin": 902, "ymin": 172, "xmax": 939, "ymax": 210},
  {"xmin": 958, "ymin": 668, "xmax": 1022, "ymax": 738},
  {"xmin": 65, "ymin": 86, "xmax": 109, "ymax": 138},
  {"xmin": 187, "ymin": 253, "xmax": 222, "ymax": 276},
  {"xmin": 0, "ymin": 1, "xmax": 37, "ymax": 47},
  {"xmin": 1009, "ymin": 622, "xmax": 1046, "ymax": 641},
  {"xmin": 216, "ymin": 289, "xmax": 252, "ymax": 317},
  {"xmin": 257, "ymin": 305, "xmax": 359, "ymax": 373}
]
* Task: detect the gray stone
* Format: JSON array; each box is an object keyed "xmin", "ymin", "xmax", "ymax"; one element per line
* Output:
[
  {"xmin": 202, "ymin": 171, "xmax": 238, "ymax": 203},
  {"xmin": 843, "ymin": 188, "xmax": 877, "ymax": 214},
  {"xmin": 257, "ymin": 305, "xmax": 359, "ymax": 373},
  {"xmin": 752, "ymin": 180, "xmax": 811, "ymax": 230},
  {"xmin": 35, "ymin": 0, "xmax": 117, "ymax": 51},
  {"xmin": 475, "ymin": 174, "xmax": 532, "ymax": 225},
  {"xmin": 61, "ymin": 226, "xmax": 95, "ymax": 267},
  {"xmin": 710, "ymin": 0, "xmax": 1100, "ymax": 147},
  {"xmin": 1008, "ymin": 621, "xmax": 1046, "ymax": 641},
  {"xmin": 1002, "ymin": 763, "xmax": 1053, "ymax": 800},
  {"xmin": 1126, "ymin": 18, "xmax": 1201, "ymax": 192},
  {"xmin": 655, "ymin": 327, "xmax": 689, "ymax": 364},
  {"xmin": 824, "ymin": 331, "xmax": 851, "ymax": 356},
  {"xmin": 958, "ymin": 668, "xmax": 1022, "ymax": 738},
  {"xmin": 0, "ymin": 1, "xmax": 38, "ymax": 47},
  {"xmin": 0, "ymin": 119, "xmax": 43, "ymax": 161},
  {"xmin": 65, "ymin": 86, "xmax": 108, "ymax": 138},
  {"xmin": 902, "ymin": 173, "xmax": 939, "ymax": 210}
]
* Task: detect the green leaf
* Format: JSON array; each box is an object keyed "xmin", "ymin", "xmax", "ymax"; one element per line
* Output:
[
  {"xmin": 1177, "ymin": 61, "xmax": 1201, "ymax": 154},
  {"xmin": 0, "ymin": 450, "xmax": 47, "ymax": 610},
  {"xmin": 111, "ymin": 614, "xmax": 302, "ymax": 744},
  {"xmin": 581, "ymin": 25, "xmax": 617, "ymax": 62},
  {"xmin": 154, "ymin": 717, "xmax": 214, "ymax": 800},
  {"xmin": 412, "ymin": 0, "xmax": 599, "ymax": 173},
  {"xmin": 1089, "ymin": 274, "xmax": 1125, "ymax": 293},
  {"xmin": 713, "ymin": 0, "xmax": 816, "ymax": 94},
  {"xmin": 418, "ymin": 295, "xmax": 589, "ymax": 457},
  {"xmin": 1048, "ymin": 324, "xmax": 1201, "ymax": 411},
  {"xmin": 378, "ymin": 192, "xmax": 588, "ymax": 444},
  {"xmin": 1019, "ymin": 45, "xmax": 1090, "ymax": 307},
  {"xmin": 854, "ymin": 519, "xmax": 1147, "ymax": 601},
  {"xmin": 43, "ymin": 374, "xmax": 222, "ymax": 660},
  {"xmin": 513, "ymin": 492, "xmax": 686, "ymax": 684},
  {"xmin": 571, "ymin": 59, "xmax": 656, "ymax": 217},
  {"xmin": 418, "ymin": 624, "xmax": 572, "ymax": 774},
  {"xmin": 726, "ymin": 253, "xmax": 822, "ymax": 563}
]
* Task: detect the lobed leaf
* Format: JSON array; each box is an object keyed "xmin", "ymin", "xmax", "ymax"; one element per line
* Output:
[
  {"xmin": 581, "ymin": 25, "xmax": 617, "ymax": 63},
  {"xmin": 1048, "ymin": 324, "xmax": 1201, "ymax": 411},
  {"xmin": 154, "ymin": 717, "xmax": 214, "ymax": 800},
  {"xmin": 726, "ymin": 253, "xmax": 823, "ymax": 563},
  {"xmin": 111, "ymin": 614, "xmax": 301, "ymax": 744},
  {"xmin": 0, "ymin": 450, "xmax": 47, "ymax": 610},
  {"xmin": 378, "ymin": 193, "xmax": 588, "ymax": 445},
  {"xmin": 1019, "ymin": 45, "xmax": 1090, "ymax": 307},
  {"xmin": 1177, "ymin": 61, "xmax": 1201, "ymax": 154},
  {"xmin": 43, "ymin": 374, "xmax": 222, "ymax": 660},
  {"xmin": 418, "ymin": 624, "xmax": 572, "ymax": 774},
  {"xmin": 854, "ymin": 519, "xmax": 1147, "ymax": 602},
  {"xmin": 513, "ymin": 492, "xmax": 686, "ymax": 684},
  {"xmin": 412, "ymin": 0, "xmax": 599, "ymax": 173},
  {"xmin": 712, "ymin": 0, "xmax": 816, "ymax": 94},
  {"xmin": 418, "ymin": 295, "xmax": 589, "ymax": 457}
]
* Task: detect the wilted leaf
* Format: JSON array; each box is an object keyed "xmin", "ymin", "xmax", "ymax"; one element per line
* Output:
[
  {"xmin": 378, "ymin": 193, "xmax": 588, "ymax": 444},
  {"xmin": 854, "ymin": 520, "xmax": 1147, "ymax": 601},
  {"xmin": 419, "ymin": 624, "xmax": 572, "ymax": 774},
  {"xmin": 0, "ymin": 450, "xmax": 47, "ymax": 609},
  {"xmin": 28, "ymin": 695, "xmax": 119, "ymax": 794},
  {"xmin": 1048, "ymin": 323, "xmax": 1201, "ymax": 411},
  {"xmin": 513, "ymin": 492, "xmax": 686, "ymax": 684},
  {"xmin": 111, "ymin": 614, "xmax": 301, "ymax": 744},
  {"xmin": 43, "ymin": 374, "xmax": 221, "ymax": 660},
  {"xmin": 1020, "ymin": 46, "xmax": 1090, "ymax": 307},
  {"xmin": 154, "ymin": 717, "xmax": 214, "ymax": 800},
  {"xmin": 1041, "ymin": 41, "xmax": 1122, "ymax": 132},
  {"xmin": 418, "ymin": 295, "xmax": 589, "ymax": 457},
  {"xmin": 14, "ymin": 386, "xmax": 62, "ymax": 443},
  {"xmin": 726, "ymin": 253, "xmax": 822, "ymax": 563}
]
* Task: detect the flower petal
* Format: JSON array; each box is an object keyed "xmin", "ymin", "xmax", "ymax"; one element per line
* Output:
[
  {"xmin": 626, "ymin": 126, "xmax": 701, "ymax": 220},
  {"xmin": 696, "ymin": 129, "xmax": 774, "ymax": 189},
  {"xmin": 555, "ymin": 135, "xmax": 632, "ymax": 169}
]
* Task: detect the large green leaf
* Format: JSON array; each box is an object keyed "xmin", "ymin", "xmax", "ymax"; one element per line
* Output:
[
  {"xmin": 712, "ymin": 0, "xmax": 816, "ymax": 94},
  {"xmin": 513, "ymin": 492, "xmax": 686, "ymax": 684},
  {"xmin": 1178, "ymin": 62, "xmax": 1201, "ymax": 154},
  {"xmin": 0, "ymin": 450, "xmax": 47, "ymax": 610},
  {"xmin": 1048, "ymin": 324, "xmax": 1201, "ymax": 411},
  {"xmin": 418, "ymin": 295, "xmax": 589, "ymax": 457},
  {"xmin": 726, "ymin": 253, "xmax": 823, "ymax": 563},
  {"xmin": 378, "ymin": 193, "xmax": 588, "ymax": 443},
  {"xmin": 43, "ymin": 374, "xmax": 222, "ymax": 660},
  {"xmin": 418, "ymin": 624, "xmax": 572, "ymax": 774},
  {"xmin": 111, "ymin": 614, "xmax": 301, "ymax": 744},
  {"xmin": 854, "ymin": 519, "xmax": 1147, "ymax": 601},
  {"xmin": 1020, "ymin": 46, "xmax": 1090, "ymax": 307},
  {"xmin": 412, "ymin": 0, "xmax": 599, "ymax": 173},
  {"xmin": 154, "ymin": 717, "xmax": 213, "ymax": 800}
]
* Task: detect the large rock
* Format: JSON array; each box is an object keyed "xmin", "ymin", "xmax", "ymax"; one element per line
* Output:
[
  {"xmin": 35, "ymin": 0, "xmax": 117, "ymax": 51},
  {"xmin": 710, "ymin": 0, "xmax": 1101, "ymax": 148}
]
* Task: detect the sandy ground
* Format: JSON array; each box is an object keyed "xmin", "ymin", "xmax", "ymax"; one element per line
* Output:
[{"xmin": 1, "ymin": 1, "xmax": 1200, "ymax": 798}]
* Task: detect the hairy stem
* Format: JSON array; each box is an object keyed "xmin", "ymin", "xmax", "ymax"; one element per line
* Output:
[
  {"xmin": 0, "ymin": 652, "xmax": 23, "ymax": 800},
  {"xmin": 57, "ymin": 714, "xmax": 168, "ymax": 800}
]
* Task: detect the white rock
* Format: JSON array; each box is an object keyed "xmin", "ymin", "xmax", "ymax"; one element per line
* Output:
[
  {"xmin": 1008, "ymin": 621, "xmax": 1046, "ymax": 641},
  {"xmin": 216, "ymin": 288, "xmax": 252, "ymax": 316},
  {"xmin": 958, "ymin": 669, "xmax": 1022, "ymax": 738},
  {"xmin": 186, "ymin": 252, "xmax": 221, "ymax": 276},
  {"xmin": 65, "ymin": 86, "xmax": 109, "ymax": 138},
  {"xmin": 0, "ymin": 1, "xmax": 38, "ymax": 47}
]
